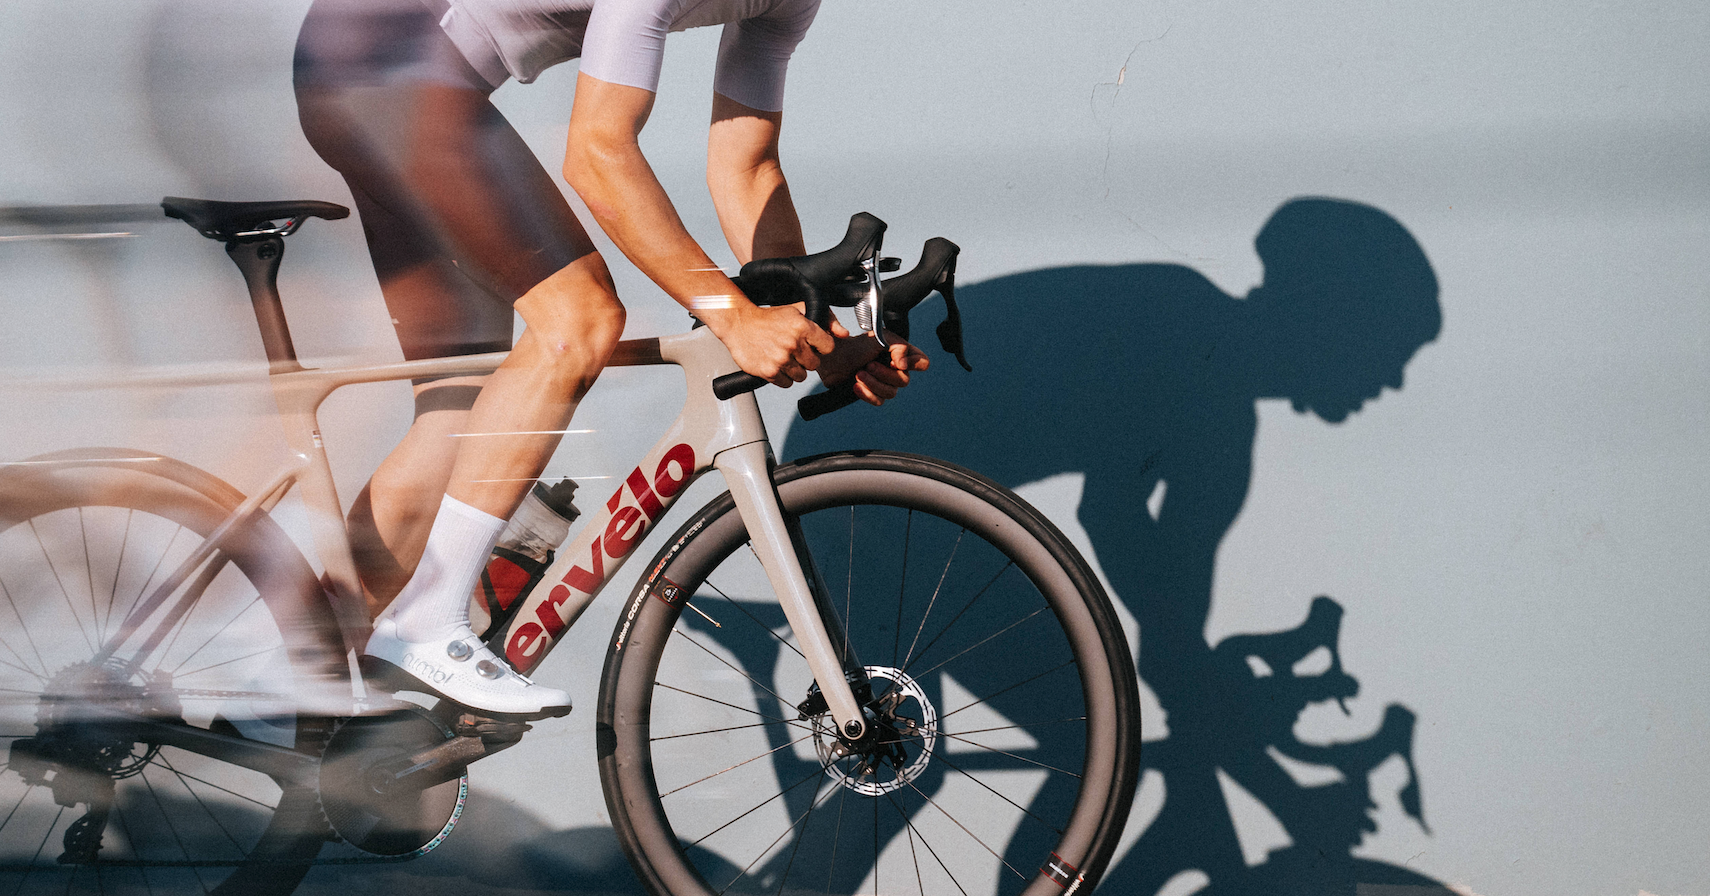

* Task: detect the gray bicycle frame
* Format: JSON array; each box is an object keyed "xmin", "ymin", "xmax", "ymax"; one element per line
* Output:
[{"xmin": 242, "ymin": 326, "xmax": 870, "ymax": 737}]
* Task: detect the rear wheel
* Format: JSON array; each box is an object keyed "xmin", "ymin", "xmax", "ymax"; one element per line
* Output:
[
  {"xmin": 601, "ymin": 451, "xmax": 1140, "ymax": 896},
  {"xmin": 0, "ymin": 450, "xmax": 347, "ymax": 895}
]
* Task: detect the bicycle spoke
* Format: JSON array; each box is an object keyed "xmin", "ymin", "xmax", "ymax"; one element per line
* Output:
[
  {"xmin": 689, "ymin": 764, "xmax": 824, "ymax": 848},
  {"xmin": 903, "ymin": 778, "xmax": 1029, "ymax": 883},
  {"xmin": 890, "ymin": 509, "xmax": 914, "ymax": 669},
  {"xmin": 949, "ymin": 715, "xmax": 1087, "ymax": 737},
  {"xmin": 715, "ymin": 774, "xmax": 841, "ymax": 896},
  {"xmin": 0, "ymin": 654, "xmax": 43, "ymax": 684},
  {"xmin": 671, "ymin": 626, "xmax": 797, "ymax": 714},
  {"xmin": 0, "ymin": 784, "xmax": 34, "ymax": 840},
  {"xmin": 898, "ymin": 528, "xmax": 965, "ymax": 675},
  {"xmin": 901, "ymin": 797, "xmax": 926, "ymax": 896},
  {"xmin": 138, "ymin": 769, "xmax": 213, "ymax": 893},
  {"xmin": 937, "ymin": 658, "xmax": 1078, "ymax": 727},
  {"xmin": 21, "ymin": 804, "xmax": 65, "ymax": 883},
  {"xmin": 839, "ymin": 505, "xmax": 855, "ymax": 667},
  {"xmin": 157, "ymin": 573, "xmax": 234, "ymax": 676},
  {"xmin": 935, "ymin": 730, "xmax": 1082, "ymax": 779},
  {"xmin": 657, "ymin": 731, "xmax": 818, "ymax": 800},
  {"xmin": 160, "ymin": 752, "xmax": 253, "ymax": 857},
  {"xmin": 157, "ymin": 752, "xmax": 280, "ymax": 813},
  {"xmin": 770, "ymin": 775, "xmax": 841, "ymax": 896},
  {"xmin": 27, "ymin": 519, "xmax": 94, "ymax": 655},
  {"xmin": 885, "ymin": 789, "xmax": 971, "ymax": 896},
  {"xmin": 125, "ymin": 522, "xmax": 192, "ymax": 654},
  {"xmin": 650, "ymin": 720, "xmax": 783, "ymax": 742},
  {"xmin": 871, "ymin": 784, "xmax": 879, "ymax": 896},
  {"xmin": 649, "ymin": 682, "xmax": 814, "ymax": 734},
  {"xmin": 931, "ymin": 748, "xmax": 1064, "ymax": 834},
  {"xmin": 174, "ymin": 643, "xmax": 288, "ymax": 683},
  {"xmin": 700, "ymin": 577, "xmax": 805, "ymax": 662},
  {"xmin": 900, "ymin": 560, "xmax": 1018, "ymax": 679},
  {"xmin": 78, "ymin": 510, "xmax": 100, "ymax": 646},
  {"xmin": 0, "ymin": 576, "xmax": 48, "ymax": 679},
  {"xmin": 98, "ymin": 508, "xmax": 137, "ymax": 642},
  {"xmin": 911, "ymin": 606, "xmax": 1051, "ymax": 682},
  {"xmin": 111, "ymin": 803, "xmax": 146, "ymax": 892},
  {"xmin": 825, "ymin": 784, "xmax": 849, "ymax": 895}
]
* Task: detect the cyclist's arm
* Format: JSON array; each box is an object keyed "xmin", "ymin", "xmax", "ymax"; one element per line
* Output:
[
  {"xmin": 707, "ymin": 92, "xmax": 805, "ymax": 265},
  {"xmin": 563, "ymin": 72, "xmax": 830, "ymax": 386},
  {"xmin": 704, "ymin": 92, "xmax": 926, "ymax": 404}
]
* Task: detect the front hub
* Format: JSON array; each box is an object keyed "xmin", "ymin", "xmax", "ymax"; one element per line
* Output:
[{"xmin": 808, "ymin": 665, "xmax": 938, "ymax": 797}]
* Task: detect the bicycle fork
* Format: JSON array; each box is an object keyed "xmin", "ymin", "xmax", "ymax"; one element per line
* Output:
[{"xmin": 715, "ymin": 441, "xmax": 868, "ymax": 740}]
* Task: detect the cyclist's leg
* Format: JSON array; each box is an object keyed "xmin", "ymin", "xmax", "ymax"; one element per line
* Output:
[
  {"xmin": 367, "ymin": 253, "xmax": 622, "ymax": 716},
  {"xmin": 296, "ymin": 6, "xmax": 602, "ymax": 714},
  {"xmin": 344, "ymin": 379, "xmax": 481, "ymax": 615},
  {"xmin": 338, "ymin": 177, "xmax": 507, "ymax": 613},
  {"xmin": 295, "ymin": 4, "xmax": 520, "ymax": 614},
  {"xmin": 356, "ymin": 82, "xmax": 618, "ymax": 637}
]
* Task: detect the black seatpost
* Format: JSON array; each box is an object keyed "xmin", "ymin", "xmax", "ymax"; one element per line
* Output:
[{"xmin": 225, "ymin": 236, "xmax": 304, "ymax": 374}]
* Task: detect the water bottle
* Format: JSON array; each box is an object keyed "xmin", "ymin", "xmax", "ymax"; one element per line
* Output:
[{"xmin": 470, "ymin": 479, "xmax": 579, "ymax": 638}]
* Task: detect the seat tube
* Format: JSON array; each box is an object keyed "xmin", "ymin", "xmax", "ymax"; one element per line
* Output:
[{"xmin": 715, "ymin": 441, "xmax": 867, "ymax": 740}]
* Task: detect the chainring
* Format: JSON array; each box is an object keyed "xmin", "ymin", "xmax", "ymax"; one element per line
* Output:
[{"xmin": 318, "ymin": 706, "xmax": 466, "ymax": 857}]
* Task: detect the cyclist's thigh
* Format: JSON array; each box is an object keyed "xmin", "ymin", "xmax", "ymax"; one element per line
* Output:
[{"xmin": 295, "ymin": 0, "xmax": 596, "ymax": 355}]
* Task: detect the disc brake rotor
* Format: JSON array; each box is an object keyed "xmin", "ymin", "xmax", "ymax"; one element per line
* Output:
[{"xmin": 811, "ymin": 665, "xmax": 938, "ymax": 797}]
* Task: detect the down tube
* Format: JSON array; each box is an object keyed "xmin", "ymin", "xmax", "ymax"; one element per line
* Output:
[{"xmin": 488, "ymin": 428, "xmax": 716, "ymax": 676}]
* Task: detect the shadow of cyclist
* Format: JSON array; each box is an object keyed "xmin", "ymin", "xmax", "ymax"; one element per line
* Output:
[{"xmin": 781, "ymin": 196, "xmax": 1447, "ymax": 894}]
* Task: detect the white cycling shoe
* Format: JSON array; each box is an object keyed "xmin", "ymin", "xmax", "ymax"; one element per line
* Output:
[{"xmin": 363, "ymin": 616, "xmax": 572, "ymax": 719}]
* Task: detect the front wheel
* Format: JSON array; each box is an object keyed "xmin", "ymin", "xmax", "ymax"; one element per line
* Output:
[{"xmin": 600, "ymin": 451, "xmax": 1140, "ymax": 896}]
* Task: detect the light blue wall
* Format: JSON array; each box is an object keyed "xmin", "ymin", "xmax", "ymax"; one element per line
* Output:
[{"xmin": 2, "ymin": 2, "xmax": 1706, "ymax": 895}]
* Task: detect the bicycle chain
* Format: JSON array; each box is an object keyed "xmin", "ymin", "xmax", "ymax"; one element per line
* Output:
[{"xmin": 12, "ymin": 691, "xmax": 434, "ymax": 873}]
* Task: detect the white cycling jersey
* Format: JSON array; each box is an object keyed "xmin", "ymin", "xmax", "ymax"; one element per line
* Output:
[{"xmin": 440, "ymin": 0, "xmax": 821, "ymax": 110}]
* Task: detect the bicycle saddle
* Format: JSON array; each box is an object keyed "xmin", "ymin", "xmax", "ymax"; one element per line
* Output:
[{"xmin": 162, "ymin": 196, "xmax": 349, "ymax": 242}]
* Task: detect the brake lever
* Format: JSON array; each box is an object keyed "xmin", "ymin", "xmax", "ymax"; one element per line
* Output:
[
  {"xmin": 798, "ymin": 238, "xmax": 964, "ymax": 421},
  {"xmin": 879, "ymin": 237, "xmax": 967, "ymax": 372},
  {"xmin": 855, "ymin": 254, "xmax": 888, "ymax": 347}
]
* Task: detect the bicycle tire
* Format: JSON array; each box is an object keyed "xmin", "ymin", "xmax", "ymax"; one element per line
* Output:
[
  {"xmin": 600, "ymin": 451, "xmax": 1139, "ymax": 896},
  {"xmin": 0, "ymin": 449, "xmax": 346, "ymax": 895}
]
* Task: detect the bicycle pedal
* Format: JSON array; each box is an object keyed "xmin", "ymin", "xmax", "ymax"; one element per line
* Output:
[{"xmin": 450, "ymin": 711, "xmax": 532, "ymax": 746}]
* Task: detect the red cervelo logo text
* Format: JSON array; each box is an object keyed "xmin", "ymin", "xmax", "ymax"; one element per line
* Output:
[{"xmin": 505, "ymin": 444, "xmax": 695, "ymax": 668}]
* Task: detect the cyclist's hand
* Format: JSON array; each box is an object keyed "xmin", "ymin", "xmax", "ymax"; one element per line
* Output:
[
  {"xmin": 701, "ymin": 301, "xmax": 835, "ymax": 387},
  {"xmin": 819, "ymin": 319, "xmax": 931, "ymax": 406}
]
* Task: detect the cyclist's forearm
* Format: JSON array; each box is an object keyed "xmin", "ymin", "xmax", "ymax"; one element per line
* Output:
[
  {"xmin": 707, "ymin": 93, "xmax": 805, "ymax": 265},
  {"xmin": 565, "ymin": 75, "xmax": 749, "ymax": 316},
  {"xmin": 710, "ymin": 165, "xmax": 804, "ymax": 266}
]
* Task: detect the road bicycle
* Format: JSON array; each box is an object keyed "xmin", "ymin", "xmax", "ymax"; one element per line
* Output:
[{"xmin": 0, "ymin": 197, "xmax": 1141, "ymax": 895}]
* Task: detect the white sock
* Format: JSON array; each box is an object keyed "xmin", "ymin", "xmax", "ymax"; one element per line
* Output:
[{"xmin": 388, "ymin": 494, "xmax": 506, "ymax": 642}]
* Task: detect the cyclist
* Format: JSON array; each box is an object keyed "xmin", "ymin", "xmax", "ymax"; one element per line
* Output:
[{"xmin": 293, "ymin": 0, "xmax": 928, "ymax": 716}]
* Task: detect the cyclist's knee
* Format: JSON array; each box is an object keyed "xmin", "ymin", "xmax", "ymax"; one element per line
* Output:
[
  {"xmin": 521, "ymin": 256, "xmax": 621, "ymax": 330},
  {"xmin": 514, "ymin": 257, "xmax": 626, "ymax": 383}
]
